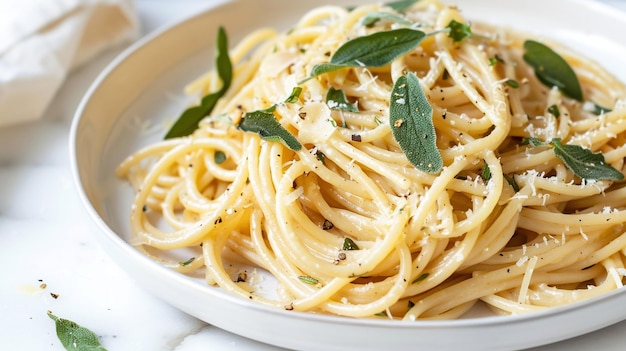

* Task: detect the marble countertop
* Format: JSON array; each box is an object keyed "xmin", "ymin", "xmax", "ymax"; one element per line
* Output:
[{"xmin": 3, "ymin": 0, "xmax": 626, "ymax": 350}]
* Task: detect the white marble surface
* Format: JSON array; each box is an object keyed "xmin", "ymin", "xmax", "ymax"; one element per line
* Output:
[{"xmin": 3, "ymin": 0, "xmax": 626, "ymax": 350}]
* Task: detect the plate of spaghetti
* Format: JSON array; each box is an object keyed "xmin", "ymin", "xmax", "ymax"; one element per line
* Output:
[{"xmin": 70, "ymin": 0, "xmax": 626, "ymax": 349}]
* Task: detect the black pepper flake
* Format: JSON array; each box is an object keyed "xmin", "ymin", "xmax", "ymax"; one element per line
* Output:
[
  {"xmin": 315, "ymin": 150, "xmax": 326, "ymax": 164},
  {"xmin": 214, "ymin": 217, "xmax": 223, "ymax": 225},
  {"xmin": 442, "ymin": 69, "xmax": 449, "ymax": 80},
  {"xmin": 237, "ymin": 271, "xmax": 247, "ymax": 282},
  {"xmin": 322, "ymin": 219, "xmax": 334, "ymax": 230},
  {"xmin": 351, "ymin": 134, "xmax": 362, "ymax": 142},
  {"xmin": 142, "ymin": 205, "xmax": 147, "ymax": 212},
  {"xmin": 50, "ymin": 293, "xmax": 59, "ymax": 299}
]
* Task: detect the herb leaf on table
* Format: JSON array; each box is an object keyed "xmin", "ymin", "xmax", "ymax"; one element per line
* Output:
[{"xmin": 48, "ymin": 312, "xmax": 107, "ymax": 351}]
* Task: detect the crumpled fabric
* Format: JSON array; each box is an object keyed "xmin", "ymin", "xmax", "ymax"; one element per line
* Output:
[{"xmin": 0, "ymin": 0, "xmax": 139, "ymax": 127}]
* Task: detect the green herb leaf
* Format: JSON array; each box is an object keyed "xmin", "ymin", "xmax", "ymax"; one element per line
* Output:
[
  {"xmin": 315, "ymin": 150, "xmax": 326, "ymax": 164},
  {"xmin": 326, "ymin": 87, "xmax": 359, "ymax": 112},
  {"xmin": 285, "ymin": 86, "xmax": 303, "ymax": 103},
  {"xmin": 504, "ymin": 174, "xmax": 520, "ymax": 192},
  {"xmin": 238, "ymin": 110, "xmax": 302, "ymax": 151},
  {"xmin": 214, "ymin": 151, "xmax": 227, "ymax": 164},
  {"xmin": 521, "ymin": 137, "xmax": 544, "ymax": 147},
  {"xmin": 446, "ymin": 19, "xmax": 472, "ymax": 42},
  {"xmin": 165, "ymin": 27, "xmax": 232, "ymax": 139},
  {"xmin": 362, "ymin": 12, "xmax": 412, "ymax": 27},
  {"xmin": 412, "ymin": 273, "xmax": 429, "ymax": 284},
  {"xmin": 547, "ymin": 104, "xmax": 560, "ymax": 118},
  {"xmin": 307, "ymin": 28, "xmax": 426, "ymax": 79},
  {"xmin": 342, "ymin": 237, "xmax": 360, "ymax": 250},
  {"xmin": 551, "ymin": 138, "xmax": 623, "ymax": 180},
  {"xmin": 48, "ymin": 312, "xmax": 107, "ymax": 351},
  {"xmin": 481, "ymin": 161, "xmax": 492, "ymax": 181},
  {"xmin": 386, "ymin": 0, "xmax": 421, "ymax": 12},
  {"xmin": 523, "ymin": 40, "xmax": 583, "ymax": 101},
  {"xmin": 298, "ymin": 275, "xmax": 319, "ymax": 285},
  {"xmin": 179, "ymin": 257, "xmax": 195, "ymax": 266},
  {"xmin": 489, "ymin": 54, "xmax": 504, "ymax": 66},
  {"xmin": 389, "ymin": 72, "xmax": 443, "ymax": 174},
  {"xmin": 590, "ymin": 102, "xmax": 612, "ymax": 116},
  {"xmin": 505, "ymin": 79, "xmax": 519, "ymax": 88}
]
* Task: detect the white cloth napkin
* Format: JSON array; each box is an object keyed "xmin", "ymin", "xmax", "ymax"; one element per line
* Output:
[{"xmin": 0, "ymin": 0, "xmax": 138, "ymax": 127}]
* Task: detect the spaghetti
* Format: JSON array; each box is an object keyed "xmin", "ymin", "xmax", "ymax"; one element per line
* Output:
[{"xmin": 116, "ymin": 0, "xmax": 626, "ymax": 320}]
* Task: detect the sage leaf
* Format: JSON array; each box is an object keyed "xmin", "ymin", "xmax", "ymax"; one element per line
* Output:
[
  {"xmin": 481, "ymin": 161, "xmax": 492, "ymax": 181},
  {"xmin": 326, "ymin": 87, "xmax": 359, "ymax": 112},
  {"xmin": 412, "ymin": 272, "xmax": 429, "ymax": 284},
  {"xmin": 551, "ymin": 138, "xmax": 623, "ymax": 180},
  {"xmin": 504, "ymin": 174, "xmax": 520, "ymax": 192},
  {"xmin": 362, "ymin": 12, "xmax": 412, "ymax": 27},
  {"xmin": 505, "ymin": 79, "xmax": 519, "ymax": 88},
  {"xmin": 521, "ymin": 137, "xmax": 544, "ymax": 147},
  {"xmin": 48, "ymin": 312, "xmax": 107, "ymax": 351},
  {"xmin": 591, "ymin": 102, "xmax": 612, "ymax": 115},
  {"xmin": 285, "ymin": 86, "xmax": 303, "ymax": 104},
  {"xmin": 446, "ymin": 19, "xmax": 472, "ymax": 42},
  {"xmin": 390, "ymin": 72, "xmax": 443, "ymax": 174},
  {"xmin": 179, "ymin": 257, "xmax": 195, "ymax": 266},
  {"xmin": 342, "ymin": 237, "xmax": 360, "ymax": 250},
  {"xmin": 308, "ymin": 28, "xmax": 426, "ymax": 79},
  {"xmin": 214, "ymin": 150, "xmax": 227, "ymax": 164},
  {"xmin": 298, "ymin": 275, "xmax": 319, "ymax": 285},
  {"xmin": 165, "ymin": 26, "xmax": 232, "ymax": 139},
  {"xmin": 238, "ymin": 110, "xmax": 302, "ymax": 151},
  {"xmin": 386, "ymin": 0, "xmax": 421, "ymax": 12},
  {"xmin": 489, "ymin": 54, "xmax": 504, "ymax": 66},
  {"xmin": 523, "ymin": 40, "xmax": 583, "ymax": 101},
  {"xmin": 547, "ymin": 104, "xmax": 560, "ymax": 118}
]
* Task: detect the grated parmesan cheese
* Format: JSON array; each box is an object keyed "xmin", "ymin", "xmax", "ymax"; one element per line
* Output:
[
  {"xmin": 516, "ymin": 255, "xmax": 529, "ymax": 267},
  {"xmin": 518, "ymin": 256, "xmax": 538, "ymax": 304}
]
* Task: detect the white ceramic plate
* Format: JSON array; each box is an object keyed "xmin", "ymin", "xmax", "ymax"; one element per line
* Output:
[{"xmin": 70, "ymin": 0, "xmax": 626, "ymax": 350}]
